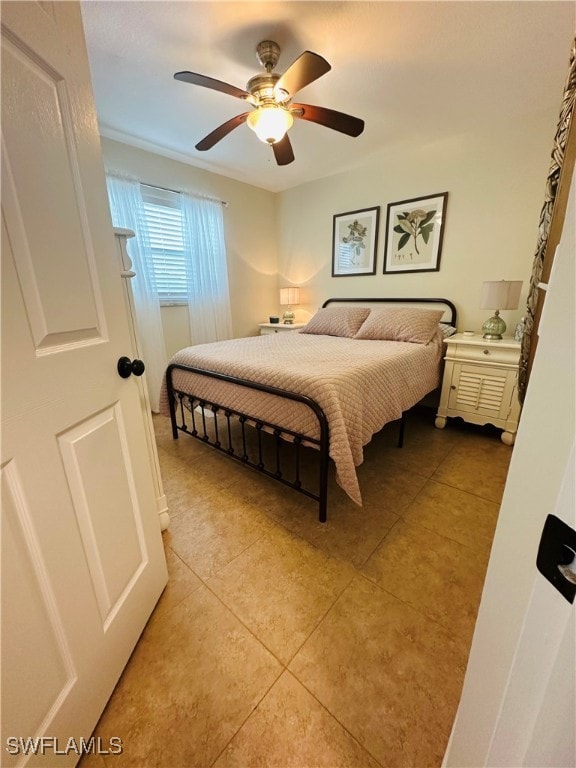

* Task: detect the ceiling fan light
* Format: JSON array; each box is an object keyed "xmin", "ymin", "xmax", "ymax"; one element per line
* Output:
[{"xmin": 247, "ymin": 106, "xmax": 293, "ymax": 144}]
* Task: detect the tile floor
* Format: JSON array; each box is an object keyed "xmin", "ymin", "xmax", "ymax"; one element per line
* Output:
[{"xmin": 83, "ymin": 408, "xmax": 512, "ymax": 768}]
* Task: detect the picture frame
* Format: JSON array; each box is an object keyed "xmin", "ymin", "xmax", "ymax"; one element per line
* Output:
[
  {"xmin": 383, "ymin": 192, "xmax": 448, "ymax": 274},
  {"xmin": 332, "ymin": 206, "xmax": 380, "ymax": 277}
]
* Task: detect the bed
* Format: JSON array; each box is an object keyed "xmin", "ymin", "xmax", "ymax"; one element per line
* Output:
[{"xmin": 160, "ymin": 297, "xmax": 457, "ymax": 521}]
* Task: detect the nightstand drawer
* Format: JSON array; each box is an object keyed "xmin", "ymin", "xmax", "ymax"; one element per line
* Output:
[
  {"xmin": 448, "ymin": 343, "xmax": 520, "ymax": 366},
  {"xmin": 259, "ymin": 322, "xmax": 306, "ymax": 335}
]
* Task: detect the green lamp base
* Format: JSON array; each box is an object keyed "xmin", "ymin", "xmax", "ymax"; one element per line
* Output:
[{"xmin": 482, "ymin": 311, "xmax": 507, "ymax": 340}]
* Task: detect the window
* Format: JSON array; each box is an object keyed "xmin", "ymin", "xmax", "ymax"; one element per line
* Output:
[{"xmin": 140, "ymin": 184, "xmax": 187, "ymax": 304}]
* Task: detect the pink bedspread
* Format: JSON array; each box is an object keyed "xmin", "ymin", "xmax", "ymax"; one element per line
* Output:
[{"xmin": 159, "ymin": 331, "xmax": 443, "ymax": 504}]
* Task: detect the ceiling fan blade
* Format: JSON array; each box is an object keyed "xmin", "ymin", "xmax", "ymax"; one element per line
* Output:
[
  {"xmin": 272, "ymin": 134, "xmax": 295, "ymax": 166},
  {"xmin": 291, "ymin": 103, "xmax": 364, "ymax": 137},
  {"xmin": 274, "ymin": 51, "xmax": 331, "ymax": 99},
  {"xmin": 174, "ymin": 71, "xmax": 252, "ymax": 101},
  {"xmin": 195, "ymin": 113, "xmax": 251, "ymax": 151}
]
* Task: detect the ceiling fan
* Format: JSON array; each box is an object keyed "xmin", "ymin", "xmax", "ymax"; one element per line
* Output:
[{"xmin": 174, "ymin": 40, "xmax": 365, "ymax": 166}]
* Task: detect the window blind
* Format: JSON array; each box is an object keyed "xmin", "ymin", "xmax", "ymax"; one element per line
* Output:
[{"xmin": 140, "ymin": 185, "xmax": 187, "ymax": 304}]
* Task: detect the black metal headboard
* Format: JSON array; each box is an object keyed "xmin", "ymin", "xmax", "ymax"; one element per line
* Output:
[{"xmin": 321, "ymin": 297, "xmax": 458, "ymax": 328}]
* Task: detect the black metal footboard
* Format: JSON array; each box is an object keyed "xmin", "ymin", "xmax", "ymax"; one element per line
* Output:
[{"xmin": 166, "ymin": 363, "xmax": 331, "ymax": 522}]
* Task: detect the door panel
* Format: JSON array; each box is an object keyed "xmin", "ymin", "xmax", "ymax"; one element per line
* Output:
[
  {"xmin": 58, "ymin": 405, "xmax": 149, "ymax": 624},
  {"xmin": 2, "ymin": 461, "xmax": 75, "ymax": 762},
  {"xmin": 1, "ymin": 36, "xmax": 103, "ymax": 351},
  {"xmin": 452, "ymin": 370, "xmax": 502, "ymax": 412},
  {"xmin": 449, "ymin": 364, "xmax": 513, "ymax": 419}
]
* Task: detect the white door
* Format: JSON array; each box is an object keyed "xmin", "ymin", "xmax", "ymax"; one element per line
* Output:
[
  {"xmin": 1, "ymin": 3, "xmax": 168, "ymax": 765},
  {"xmin": 444, "ymin": 168, "xmax": 575, "ymax": 766}
]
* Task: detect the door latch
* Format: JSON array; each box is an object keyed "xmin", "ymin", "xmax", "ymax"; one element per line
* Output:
[{"xmin": 536, "ymin": 514, "xmax": 576, "ymax": 604}]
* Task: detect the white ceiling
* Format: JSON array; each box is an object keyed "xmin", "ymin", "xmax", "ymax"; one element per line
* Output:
[{"xmin": 81, "ymin": 1, "xmax": 575, "ymax": 193}]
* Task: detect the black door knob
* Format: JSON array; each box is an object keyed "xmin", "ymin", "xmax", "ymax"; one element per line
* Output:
[{"xmin": 117, "ymin": 356, "xmax": 146, "ymax": 379}]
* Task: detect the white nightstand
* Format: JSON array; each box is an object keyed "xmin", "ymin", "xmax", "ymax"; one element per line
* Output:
[
  {"xmin": 259, "ymin": 322, "xmax": 306, "ymax": 335},
  {"xmin": 435, "ymin": 333, "xmax": 521, "ymax": 445}
]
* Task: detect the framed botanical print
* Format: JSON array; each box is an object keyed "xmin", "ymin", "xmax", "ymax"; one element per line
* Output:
[
  {"xmin": 332, "ymin": 207, "xmax": 380, "ymax": 276},
  {"xmin": 383, "ymin": 192, "xmax": 448, "ymax": 274}
]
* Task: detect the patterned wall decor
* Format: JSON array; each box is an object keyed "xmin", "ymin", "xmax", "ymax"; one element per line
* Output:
[{"xmin": 519, "ymin": 37, "xmax": 576, "ymax": 402}]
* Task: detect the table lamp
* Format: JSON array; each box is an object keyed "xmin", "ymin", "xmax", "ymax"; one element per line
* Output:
[
  {"xmin": 279, "ymin": 287, "xmax": 300, "ymax": 324},
  {"xmin": 480, "ymin": 280, "xmax": 523, "ymax": 339}
]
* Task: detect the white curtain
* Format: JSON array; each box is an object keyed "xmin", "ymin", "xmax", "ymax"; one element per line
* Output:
[
  {"xmin": 106, "ymin": 174, "xmax": 167, "ymax": 412},
  {"xmin": 180, "ymin": 193, "xmax": 232, "ymax": 345}
]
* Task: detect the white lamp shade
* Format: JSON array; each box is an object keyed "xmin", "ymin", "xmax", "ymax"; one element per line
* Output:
[
  {"xmin": 279, "ymin": 287, "xmax": 300, "ymax": 306},
  {"xmin": 247, "ymin": 106, "xmax": 293, "ymax": 144},
  {"xmin": 480, "ymin": 280, "xmax": 523, "ymax": 310}
]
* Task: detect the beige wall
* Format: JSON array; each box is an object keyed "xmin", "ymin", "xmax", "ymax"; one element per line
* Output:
[
  {"xmin": 103, "ymin": 101, "xmax": 557, "ymax": 354},
  {"xmin": 276, "ymin": 109, "xmax": 556, "ymax": 332},
  {"xmin": 101, "ymin": 137, "xmax": 279, "ymax": 353}
]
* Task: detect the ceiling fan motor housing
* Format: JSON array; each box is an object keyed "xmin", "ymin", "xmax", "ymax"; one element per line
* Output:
[
  {"xmin": 246, "ymin": 73, "xmax": 282, "ymax": 103},
  {"xmin": 256, "ymin": 40, "xmax": 281, "ymax": 72}
]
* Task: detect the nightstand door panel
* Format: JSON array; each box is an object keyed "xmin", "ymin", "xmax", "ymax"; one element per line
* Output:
[{"xmin": 449, "ymin": 363, "xmax": 516, "ymax": 420}]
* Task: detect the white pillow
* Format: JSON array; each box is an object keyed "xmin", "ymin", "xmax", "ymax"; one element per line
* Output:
[{"xmin": 439, "ymin": 322, "xmax": 457, "ymax": 338}]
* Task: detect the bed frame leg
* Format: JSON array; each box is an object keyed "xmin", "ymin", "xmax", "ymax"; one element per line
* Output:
[
  {"xmin": 319, "ymin": 476, "xmax": 328, "ymax": 523},
  {"xmin": 169, "ymin": 405, "xmax": 178, "ymax": 439},
  {"xmin": 166, "ymin": 367, "xmax": 179, "ymax": 440},
  {"xmin": 318, "ymin": 418, "xmax": 329, "ymax": 523},
  {"xmin": 397, "ymin": 412, "xmax": 406, "ymax": 449}
]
